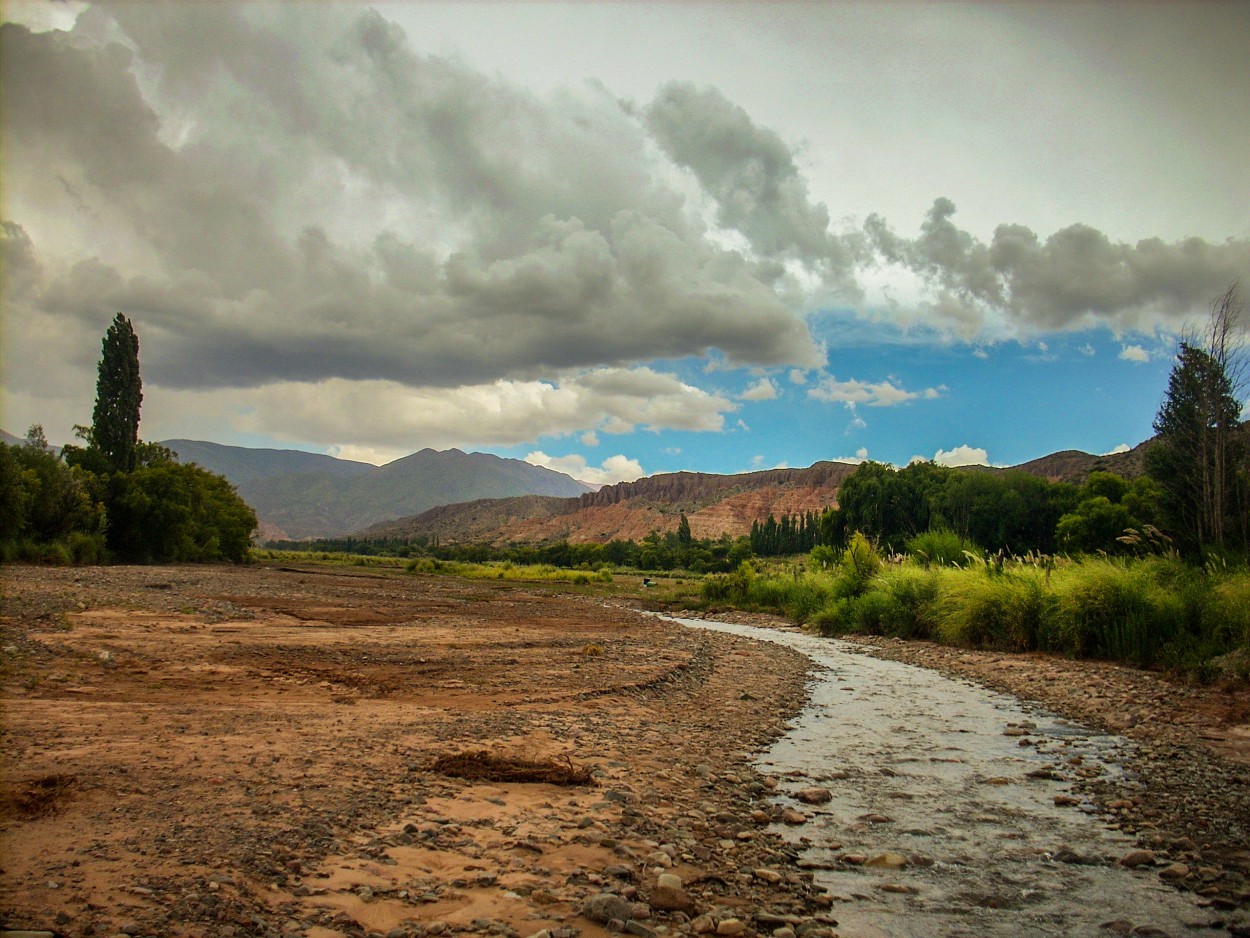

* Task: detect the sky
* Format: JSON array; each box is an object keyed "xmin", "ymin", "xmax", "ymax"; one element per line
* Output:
[{"xmin": 2, "ymin": 2, "xmax": 1248, "ymax": 485}]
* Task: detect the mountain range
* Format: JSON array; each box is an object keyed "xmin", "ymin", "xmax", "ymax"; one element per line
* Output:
[
  {"xmin": 360, "ymin": 441, "xmax": 1152, "ymax": 547},
  {"xmin": 161, "ymin": 440, "xmax": 595, "ymax": 540}
]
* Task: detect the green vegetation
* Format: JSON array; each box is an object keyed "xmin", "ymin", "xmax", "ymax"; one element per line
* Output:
[
  {"xmin": 2, "ymin": 316, "xmax": 256, "ymax": 564},
  {"xmin": 697, "ymin": 540, "xmax": 1249, "ymax": 679}
]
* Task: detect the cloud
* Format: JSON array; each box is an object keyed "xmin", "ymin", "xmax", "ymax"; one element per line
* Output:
[
  {"xmin": 832, "ymin": 448, "xmax": 869, "ymax": 465},
  {"xmin": 644, "ymin": 81, "xmax": 863, "ymax": 291},
  {"xmin": 525, "ymin": 450, "xmax": 643, "ymax": 486},
  {"xmin": 808, "ymin": 375, "xmax": 942, "ymax": 407},
  {"xmin": 1119, "ymin": 344, "xmax": 1151, "ymax": 363},
  {"xmin": 580, "ymin": 431, "xmax": 600, "ymax": 447},
  {"xmin": 1103, "ymin": 443, "xmax": 1131, "ymax": 455},
  {"xmin": 788, "ymin": 368, "xmax": 809, "ymax": 385},
  {"xmin": 1079, "ymin": 343, "xmax": 1096, "ymax": 356},
  {"xmin": 932, "ymin": 444, "xmax": 991, "ymax": 467},
  {"xmin": 739, "ymin": 377, "xmax": 779, "ymax": 401},
  {"xmin": 1, "ymin": 13, "xmax": 825, "ymax": 408},
  {"xmin": 866, "ymin": 198, "xmax": 1250, "ymax": 336},
  {"xmin": 137, "ymin": 366, "xmax": 734, "ymax": 453}
]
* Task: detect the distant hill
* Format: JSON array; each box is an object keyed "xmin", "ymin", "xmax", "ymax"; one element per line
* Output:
[
  {"xmin": 161, "ymin": 440, "xmax": 595, "ymax": 540},
  {"xmin": 357, "ymin": 441, "xmax": 1162, "ymax": 547},
  {"xmin": 1008, "ymin": 440, "xmax": 1150, "ymax": 483},
  {"xmin": 360, "ymin": 461, "xmax": 861, "ymax": 545},
  {"xmin": 163, "ymin": 439, "xmax": 374, "ymax": 484}
]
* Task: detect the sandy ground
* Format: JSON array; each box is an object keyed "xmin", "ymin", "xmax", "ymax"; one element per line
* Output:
[
  {"xmin": 1, "ymin": 565, "xmax": 818, "ymax": 938},
  {"xmin": 3, "ymin": 564, "xmax": 1249, "ymax": 938}
]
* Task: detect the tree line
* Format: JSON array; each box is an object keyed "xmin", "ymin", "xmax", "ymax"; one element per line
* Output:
[{"xmin": 1, "ymin": 314, "xmax": 256, "ymax": 563}]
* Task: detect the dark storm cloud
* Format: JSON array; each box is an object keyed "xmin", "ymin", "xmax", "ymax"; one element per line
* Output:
[
  {"xmin": 645, "ymin": 81, "xmax": 864, "ymax": 291},
  {"xmin": 1, "ymin": 12, "xmax": 824, "ymax": 391},
  {"xmin": 867, "ymin": 199, "xmax": 1250, "ymax": 332},
  {"xmin": 3, "ymin": 3, "xmax": 1247, "ymax": 412}
]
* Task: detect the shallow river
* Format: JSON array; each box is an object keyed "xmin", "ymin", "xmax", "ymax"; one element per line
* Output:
[{"xmin": 672, "ymin": 616, "xmax": 1220, "ymax": 938}]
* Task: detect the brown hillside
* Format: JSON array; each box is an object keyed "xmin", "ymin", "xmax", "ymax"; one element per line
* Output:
[
  {"xmin": 352, "ymin": 433, "xmax": 1199, "ymax": 547},
  {"xmin": 360, "ymin": 461, "xmax": 860, "ymax": 545}
]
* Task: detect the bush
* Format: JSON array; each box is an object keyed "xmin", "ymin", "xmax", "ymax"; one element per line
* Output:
[
  {"xmin": 106, "ymin": 463, "xmax": 256, "ymax": 563},
  {"xmin": 875, "ymin": 566, "xmax": 942, "ymax": 639},
  {"xmin": 905, "ymin": 529, "xmax": 978, "ymax": 567},
  {"xmin": 935, "ymin": 568, "xmax": 1052, "ymax": 652},
  {"xmin": 1047, "ymin": 559, "xmax": 1186, "ymax": 666}
]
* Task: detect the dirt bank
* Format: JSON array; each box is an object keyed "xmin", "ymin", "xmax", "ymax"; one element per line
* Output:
[{"xmin": 1, "ymin": 565, "xmax": 823, "ymax": 938}]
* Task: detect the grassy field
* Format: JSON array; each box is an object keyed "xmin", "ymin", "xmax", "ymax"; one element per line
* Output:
[{"xmin": 253, "ymin": 547, "xmax": 1250, "ymax": 682}]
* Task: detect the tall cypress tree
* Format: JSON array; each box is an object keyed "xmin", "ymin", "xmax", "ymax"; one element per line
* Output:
[{"xmin": 92, "ymin": 313, "xmax": 143, "ymax": 473}]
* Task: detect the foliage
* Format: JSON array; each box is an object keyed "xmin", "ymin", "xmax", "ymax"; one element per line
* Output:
[
  {"xmin": 1145, "ymin": 283, "xmax": 1247, "ymax": 559},
  {"xmin": 90, "ymin": 313, "xmax": 144, "ymax": 474},
  {"xmin": 905, "ymin": 528, "xmax": 978, "ymax": 567},
  {"xmin": 0, "ymin": 434, "xmax": 106, "ymax": 563},
  {"xmin": 5, "ymin": 316, "xmax": 258, "ymax": 566},
  {"xmin": 718, "ymin": 551, "xmax": 1249, "ymax": 680},
  {"xmin": 1056, "ymin": 473, "xmax": 1161, "ymax": 555},
  {"xmin": 105, "ymin": 462, "xmax": 258, "ymax": 563}
]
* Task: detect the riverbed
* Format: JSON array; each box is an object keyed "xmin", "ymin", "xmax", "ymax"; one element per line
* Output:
[{"xmin": 675, "ymin": 616, "xmax": 1226, "ymax": 938}]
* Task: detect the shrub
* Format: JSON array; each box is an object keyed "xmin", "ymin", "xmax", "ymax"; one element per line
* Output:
[
  {"xmin": 905, "ymin": 529, "xmax": 978, "ymax": 567},
  {"xmin": 1048, "ymin": 559, "xmax": 1186, "ymax": 666},
  {"xmin": 876, "ymin": 566, "xmax": 942, "ymax": 639},
  {"xmin": 935, "ymin": 568, "xmax": 1052, "ymax": 652}
]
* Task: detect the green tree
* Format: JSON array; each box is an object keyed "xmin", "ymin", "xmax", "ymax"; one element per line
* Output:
[
  {"xmin": 91, "ymin": 312, "xmax": 143, "ymax": 473},
  {"xmin": 106, "ymin": 463, "xmax": 257, "ymax": 563},
  {"xmin": 1147, "ymin": 286, "xmax": 1245, "ymax": 557},
  {"xmin": 676, "ymin": 512, "xmax": 692, "ymax": 546}
]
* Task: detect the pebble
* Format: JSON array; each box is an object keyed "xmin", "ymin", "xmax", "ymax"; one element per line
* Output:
[
  {"xmin": 795, "ymin": 787, "xmax": 832, "ymax": 805},
  {"xmin": 1118, "ymin": 849, "xmax": 1156, "ymax": 868},
  {"xmin": 715, "ymin": 919, "xmax": 746, "ymax": 936},
  {"xmin": 865, "ymin": 853, "xmax": 907, "ymax": 869}
]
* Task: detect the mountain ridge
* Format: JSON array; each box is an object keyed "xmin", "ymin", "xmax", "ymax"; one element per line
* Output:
[
  {"xmin": 160, "ymin": 440, "xmax": 595, "ymax": 539},
  {"xmin": 357, "ymin": 441, "xmax": 1156, "ymax": 546}
]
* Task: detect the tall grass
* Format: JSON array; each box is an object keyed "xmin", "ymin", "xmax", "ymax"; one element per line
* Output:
[{"xmin": 718, "ymin": 541, "xmax": 1250, "ymax": 679}]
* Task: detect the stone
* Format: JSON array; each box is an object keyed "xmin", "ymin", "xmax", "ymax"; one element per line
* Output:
[
  {"xmin": 795, "ymin": 787, "xmax": 832, "ymax": 805},
  {"xmin": 584, "ymin": 893, "xmax": 634, "ymax": 924},
  {"xmin": 1118, "ymin": 849, "xmax": 1155, "ymax": 868},
  {"xmin": 1158, "ymin": 862, "xmax": 1190, "ymax": 880},
  {"xmin": 754, "ymin": 868, "xmax": 783, "ymax": 883},
  {"xmin": 656, "ymin": 873, "xmax": 683, "ymax": 890},
  {"xmin": 625, "ymin": 923, "xmax": 657, "ymax": 938},
  {"xmin": 1054, "ymin": 794, "xmax": 1081, "ymax": 806},
  {"xmin": 690, "ymin": 915, "xmax": 716, "ymax": 935},
  {"xmin": 865, "ymin": 853, "xmax": 907, "ymax": 869},
  {"xmin": 780, "ymin": 808, "xmax": 807, "ymax": 825},
  {"xmin": 716, "ymin": 920, "xmax": 746, "ymax": 936},
  {"xmin": 650, "ymin": 883, "xmax": 695, "ymax": 913}
]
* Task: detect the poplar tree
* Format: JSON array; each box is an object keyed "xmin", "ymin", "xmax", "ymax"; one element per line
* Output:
[
  {"xmin": 1147, "ymin": 284, "xmax": 1245, "ymax": 556},
  {"xmin": 91, "ymin": 313, "xmax": 143, "ymax": 473}
]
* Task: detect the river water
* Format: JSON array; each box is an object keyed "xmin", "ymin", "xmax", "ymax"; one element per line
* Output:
[{"xmin": 671, "ymin": 616, "xmax": 1223, "ymax": 938}]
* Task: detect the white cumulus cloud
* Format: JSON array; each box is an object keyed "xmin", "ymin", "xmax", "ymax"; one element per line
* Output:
[
  {"xmin": 1119, "ymin": 344, "xmax": 1151, "ymax": 363},
  {"xmin": 525, "ymin": 451, "xmax": 644, "ymax": 486},
  {"xmin": 808, "ymin": 375, "xmax": 942, "ymax": 407},
  {"xmin": 932, "ymin": 444, "xmax": 991, "ymax": 467},
  {"xmin": 739, "ymin": 377, "xmax": 779, "ymax": 401}
]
